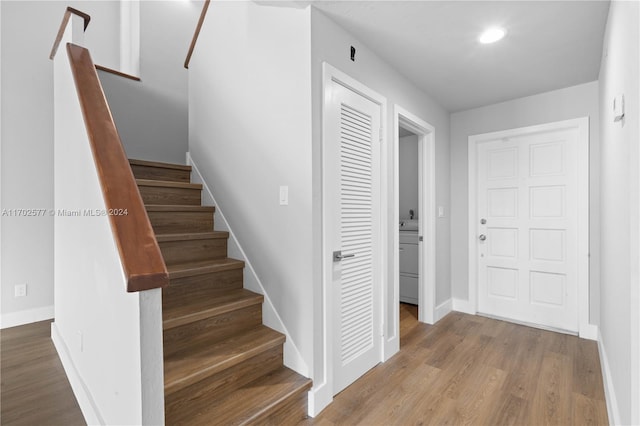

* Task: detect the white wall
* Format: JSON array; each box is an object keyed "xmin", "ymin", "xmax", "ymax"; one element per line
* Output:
[
  {"xmin": 188, "ymin": 0, "xmax": 314, "ymax": 374},
  {"xmin": 399, "ymin": 135, "xmax": 419, "ymax": 220},
  {"xmin": 449, "ymin": 81, "xmax": 600, "ymax": 322},
  {"xmin": 0, "ymin": 1, "xmax": 120, "ymax": 326},
  {"xmin": 99, "ymin": 0, "xmax": 202, "ymax": 164},
  {"xmin": 597, "ymin": 1, "xmax": 640, "ymax": 424}
]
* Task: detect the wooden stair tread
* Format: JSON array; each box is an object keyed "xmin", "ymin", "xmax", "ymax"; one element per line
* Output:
[
  {"xmin": 155, "ymin": 231, "xmax": 228, "ymax": 242},
  {"xmin": 129, "ymin": 157, "xmax": 310, "ymax": 420},
  {"xmin": 168, "ymin": 258, "xmax": 245, "ymax": 279},
  {"xmin": 167, "ymin": 366, "xmax": 312, "ymax": 425},
  {"xmin": 164, "ymin": 325, "xmax": 285, "ymax": 395},
  {"xmin": 129, "ymin": 158, "xmax": 191, "ymax": 171},
  {"xmin": 136, "ymin": 179, "xmax": 202, "ymax": 190},
  {"xmin": 163, "ymin": 288, "xmax": 263, "ymax": 330},
  {"xmin": 146, "ymin": 205, "xmax": 214, "ymax": 212}
]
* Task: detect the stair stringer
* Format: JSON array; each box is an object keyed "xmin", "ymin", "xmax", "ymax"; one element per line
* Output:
[{"xmin": 186, "ymin": 152, "xmax": 309, "ymax": 378}]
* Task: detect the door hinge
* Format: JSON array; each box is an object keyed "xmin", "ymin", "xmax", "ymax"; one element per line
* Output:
[{"xmin": 379, "ymin": 127, "xmax": 383, "ymax": 142}]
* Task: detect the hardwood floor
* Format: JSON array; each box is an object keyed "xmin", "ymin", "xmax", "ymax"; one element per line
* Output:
[
  {"xmin": 1, "ymin": 320, "xmax": 84, "ymax": 426},
  {"xmin": 0, "ymin": 306, "xmax": 608, "ymax": 426},
  {"xmin": 304, "ymin": 303, "xmax": 608, "ymax": 426}
]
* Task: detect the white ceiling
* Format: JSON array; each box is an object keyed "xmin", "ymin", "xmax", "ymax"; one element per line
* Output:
[{"xmin": 312, "ymin": 1, "xmax": 610, "ymax": 112}]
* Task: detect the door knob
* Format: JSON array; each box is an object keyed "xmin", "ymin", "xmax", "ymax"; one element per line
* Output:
[
  {"xmin": 479, "ymin": 234, "xmax": 486, "ymax": 241},
  {"xmin": 333, "ymin": 250, "xmax": 355, "ymax": 261}
]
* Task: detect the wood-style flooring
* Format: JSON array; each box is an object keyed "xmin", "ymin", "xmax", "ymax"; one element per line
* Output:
[
  {"xmin": 1, "ymin": 320, "xmax": 84, "ymax": 426},
  {"xmin": 304, "ymin": 303, "xmax": 608, "ymax": 426},
  {"xmin": 0, "ymin": 307, "xmax": 608, "ymax": 426}
]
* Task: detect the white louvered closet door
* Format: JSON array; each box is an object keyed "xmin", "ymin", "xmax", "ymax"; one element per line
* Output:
[{"xmin": 327, "ymin": 80, "xmax": 382, "ymax": 395}]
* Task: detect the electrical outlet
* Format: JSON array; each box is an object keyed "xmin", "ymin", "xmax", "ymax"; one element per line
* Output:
[{"xmin": 14, "ymin": 284, "xmax": 27, "ymax": 297}]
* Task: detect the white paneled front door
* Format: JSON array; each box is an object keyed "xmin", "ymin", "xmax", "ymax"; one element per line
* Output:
[
  {"xmin": 475, "ymin": 124, "xmax": 583, "ymax": 332},
  {"xmin": 325, "ymin": 78, "xmax": 382, "ymax": 395}
]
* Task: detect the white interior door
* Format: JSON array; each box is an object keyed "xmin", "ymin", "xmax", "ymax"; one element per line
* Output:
[
  {"xmin": 476, "ymin": 126, "xmax": 580, "ymax": 332},
  {"xmin": 326, "ymin": 80, "xmax": 382, "ymax": 395}
]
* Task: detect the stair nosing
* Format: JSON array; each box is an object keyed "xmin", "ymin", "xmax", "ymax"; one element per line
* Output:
[
  {"xmin": 129, "ymin": 159, "xmax": 192, "ymax": 171},
  {"xmin": 163, "ymin": 289, "xmax": 263, "ymax": 330},
  {"xmin": 240, "ymin": 370, "xmax": 313, "ymax": 425},
  {"xmin": 167, "ymin": 367, "xmax": 311, "ymax": 425},
  {"xmin": 155, "ymin": 231, "xmax": 229, "ymax": 242},
  {"xmin": 164, "ymin": 326, "xmax": 285, "ymax": 395},
  {"xmin": 136, "ymin": 179, "xmax": 202, "ymax": 190},
  {"xmin": 168, "ymin": 258, "xmax": 245, "ymax": 279},
  {"xmin": 145, "ymin": 205, "xmax": 215, "ymax": 212}
]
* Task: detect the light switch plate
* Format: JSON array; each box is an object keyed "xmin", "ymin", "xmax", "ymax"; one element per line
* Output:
[
  {"xmin": 279, "ymin": 186, "xmax": 289, "ymax": 205},
  {"xmin": 438, "ymin": 206, "xmax": 445, "ymax": 218}
]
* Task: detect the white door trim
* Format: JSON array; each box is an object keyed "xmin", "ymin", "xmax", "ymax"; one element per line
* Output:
[
  {"xmin": 119, "ymin": 0, "xmax": 140, "ymax": 76},
  {"xmin": 393, "ymin": 106, "xmax": 436, "ymax": 333},
  {"xmin": 318, "ymin": 62, "xmax": 387, "ymax": 408},
  {"xmin": 468, "ymin": 117, "xmax": 591, "ymax": 338}
]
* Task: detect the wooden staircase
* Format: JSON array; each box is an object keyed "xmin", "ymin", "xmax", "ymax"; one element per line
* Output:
[{"xmin": 129, "ymin": 159, "xmax": 312, "ymax": 425}]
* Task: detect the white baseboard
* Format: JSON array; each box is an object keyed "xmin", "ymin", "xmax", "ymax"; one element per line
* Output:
[
  {"xmin": 597, "ymin": 328, "xmax": 620, "ymax": 426},
  {"xmin": 384, "ymin": 334, "xmax": 400, "ymax": 362},
  {"xmin": 434, "ymin": 299, "xmax": 452, "ymax": 322},
  {"xmin": 307, "ymin": 382, "xmax": 332, "ymax": 417},
  {"xmin": 187, "ymin": 153, "xmax": 309, "ymax": 377},
  {"xmin": 579, "ymin": 323, "xmax": 598, "ymax": 341},
  {"xmin": 51, "ymin": 322, "xmax": 104, "ymax": 425},
  {"xmin": 452, "ymin": 298, "xmax": 475, "ymax": 315},
  {"xmin": 1, "ymin": 305, "xmax": 54, "ymax": 329}
]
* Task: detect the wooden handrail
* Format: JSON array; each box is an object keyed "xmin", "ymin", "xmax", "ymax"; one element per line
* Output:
[
  {"xmin": 95, "ymin": 64, "xmax": 141, "ymax": 82},
  {"xmin": 65, "ymin": 43, "xmax": 169, "ymax": 292},
  {"xmin": 184, "ymin": 0, "xmax": 210, "ymax": 69},
  {"xmin": 50, "ymin": 7, "xmax": 90, "ymax": 60}
]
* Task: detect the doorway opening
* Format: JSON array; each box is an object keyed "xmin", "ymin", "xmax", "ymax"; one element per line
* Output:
[
  {"xmin": 398, "ymin": 125, "xmax": 420, "ymax": 346},
  {"xmin": 393, "ymin": 106, "xmax": 436, "ymax": 351}
]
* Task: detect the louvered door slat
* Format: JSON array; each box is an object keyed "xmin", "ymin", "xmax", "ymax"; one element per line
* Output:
[
  {"xmin": 339, "ymin": 103, "xmax": 375, "ymax": 365},
  {"xmin": 329, "ymin": 78, "xmax": 381, "ymax": 396}
]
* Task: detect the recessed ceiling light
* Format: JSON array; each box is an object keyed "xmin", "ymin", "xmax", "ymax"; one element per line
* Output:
[{"xmin": 479, "ymin": 27, "xmax": 506, "ymax": 44}]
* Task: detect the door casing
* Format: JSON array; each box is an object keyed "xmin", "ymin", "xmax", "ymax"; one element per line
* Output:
[
  {"xmin": 467, "ymin": 117, "xmax": 593, "ymax": 339},
  {"xmin": 392, "ymin": 106, "xmax": 436, "ymax": 338},
  {"xmin": 319, "ymin": 63, "xmax": 388, "ymax": 405}
]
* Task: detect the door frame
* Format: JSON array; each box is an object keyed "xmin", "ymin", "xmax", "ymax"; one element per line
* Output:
[
  {"xmin": 467, "ymin": 117, "xmax": 592, "ymax": 338},
  {"xmin": 320, "ymin": 63, "xmax": 387, "ymax": 399},
  {"xmin": 393, "ymin": 106, "xmax": 436, "ymax": 332}
]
